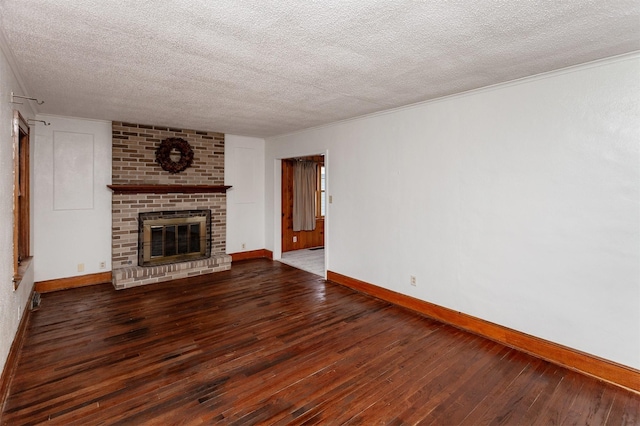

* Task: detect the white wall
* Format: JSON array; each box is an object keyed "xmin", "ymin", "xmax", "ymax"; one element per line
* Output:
[
  {"xmin": 33, "ymin": 115, "xmax": 112, "ymax": 281},
  {"xmin": 266, "ymin": 53, "xmax": 640, "ymax": 369},
  {"xmin": 225, "ymin": 134, "xmax": 265, "ymax": 253},
  {"xmin": 0, "ymin": 37, "xmax": 35, "ymax": 376}
]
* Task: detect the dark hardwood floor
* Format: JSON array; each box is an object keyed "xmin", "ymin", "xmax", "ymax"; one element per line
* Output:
[{"xmin": 2, "ymin": 259, "xmax": 638, "ymax": 425}]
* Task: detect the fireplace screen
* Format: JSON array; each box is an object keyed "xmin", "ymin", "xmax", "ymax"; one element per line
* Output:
[{"xmin": 139, "ymin": 210, "xmax": 211, "ymax": 266}]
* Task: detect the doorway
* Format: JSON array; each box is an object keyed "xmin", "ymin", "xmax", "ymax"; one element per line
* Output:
[{"xmin": 280, "ymin": 154, "xmax": 325, "ymax": 276}]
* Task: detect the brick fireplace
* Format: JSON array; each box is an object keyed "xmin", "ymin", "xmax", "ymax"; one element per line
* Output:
[{"xmin": 109, "ymin": 122, "xmax": 231, "ymax": 289}]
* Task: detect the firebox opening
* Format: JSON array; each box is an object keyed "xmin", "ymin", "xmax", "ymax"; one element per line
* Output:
[{"xmin": 138, "ymin": 210, "xmax": 211, "ymax": 267}]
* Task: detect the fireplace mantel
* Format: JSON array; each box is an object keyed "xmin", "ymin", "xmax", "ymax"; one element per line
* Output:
[{"xmin": 107, "ymin": 184, "xmax": 231, "ymax": 194}]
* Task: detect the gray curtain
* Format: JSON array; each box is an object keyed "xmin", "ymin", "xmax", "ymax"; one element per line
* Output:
[{"xmin": 293, "ymin": 161, "xmax": 317, "ymax": 231}]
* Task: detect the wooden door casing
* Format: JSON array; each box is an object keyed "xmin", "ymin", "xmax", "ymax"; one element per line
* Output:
[{"xmin": 281, "ymin": 157, "xmax": 324, "ymax": 252}]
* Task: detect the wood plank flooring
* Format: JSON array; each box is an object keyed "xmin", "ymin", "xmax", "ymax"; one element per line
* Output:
[{"xmin": 2, "ymin": 259, "xmax": 639, "ymax": 425}]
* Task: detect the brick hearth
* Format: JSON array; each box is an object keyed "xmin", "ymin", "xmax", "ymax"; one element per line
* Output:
[{"xmin": 112, "ymin": 256, "xmax": 230, "ymax": 290}]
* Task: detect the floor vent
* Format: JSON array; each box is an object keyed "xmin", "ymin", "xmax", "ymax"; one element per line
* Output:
[{"xmin": 30, "ymin": 291, "xmax": 41, "ymax": 311}]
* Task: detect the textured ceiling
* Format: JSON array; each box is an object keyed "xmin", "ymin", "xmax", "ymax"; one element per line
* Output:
[{"xmin": 1, "ymin": 1, "xmax": 639, "ymax": 137}]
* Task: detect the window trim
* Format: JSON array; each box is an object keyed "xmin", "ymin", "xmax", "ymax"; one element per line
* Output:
[
  {"xmin": 13, "ymin": 110, "xmax": 31, "ymax": 289},
  {"xmin": 315, "ymin": 163, "xmax": 325, "ymax": 219}
]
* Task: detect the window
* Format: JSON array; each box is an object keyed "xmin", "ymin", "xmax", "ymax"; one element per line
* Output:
[
  {"xmin": 316, "ymin": 164, "xmax": 325, "ymax": 218},
  {"xmin": 13, "ymin": 111, "xmax": 30, "ymax": 289}
]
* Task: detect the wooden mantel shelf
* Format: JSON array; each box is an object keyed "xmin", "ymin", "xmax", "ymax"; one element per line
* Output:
[{"xmin": 107, "ymin": 184, "xmax": 232, "ymax": 194}]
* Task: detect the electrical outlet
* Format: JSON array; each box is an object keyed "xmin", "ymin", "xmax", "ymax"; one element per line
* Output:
[
  {"xmin": 241, "ymin": 243, "xmax": 246, "ymax": 250},
  {"xmin": 293, "ymin": 236, "xmax": 298, "ymax": 243},
  {"xmin": 99, "ymin": 261, "xmax": 106, "ymax": 269},
  {"xmin": 410, "ymin": 275, "xmax": 416, "ymax": 286},
  {"xmin": 329, "ymin": 195, "xmax": 333, "ymax": 204},
  {"xmin": 77, "ymin": 263, "xmax": 85, "ymax": 272}
]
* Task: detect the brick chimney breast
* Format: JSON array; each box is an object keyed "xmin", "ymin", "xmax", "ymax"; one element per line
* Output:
[{"xmin": 110, "ymin": 122, "xmax": 230, "ymax": 289}]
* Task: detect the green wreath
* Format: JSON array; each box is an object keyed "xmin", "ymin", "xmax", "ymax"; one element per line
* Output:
[{"xmin": 155, "ymin": 138, "xmax": 194, "ymax": 174}]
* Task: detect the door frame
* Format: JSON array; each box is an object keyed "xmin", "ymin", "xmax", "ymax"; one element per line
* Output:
[{"xmin": 273, "ymin": 149, "xmax": 329, "ymax": 279}]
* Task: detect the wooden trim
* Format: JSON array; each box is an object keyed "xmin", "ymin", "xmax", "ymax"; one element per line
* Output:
[
  {"xmin": 327, "ymin": 270, "xmax": 640, "ymax": 393},
  {"xmin": 0, "ymin": 289, "xmax": 33, "ymax": 412},
  {"xmin": 18, "ymin": 122, "xmax": 30, "ymax": 264},
  {"xmin": 281, "ymin": 159, "xmax": 325, "ymax": 252},
  {"xmin": 230, "ymin": 249, "xmax": 273, "ymax": 262},
  {"xmin": 12, "ymin": 111, "xmax": 29, "ymax": 286},
  {"xmin": 35, "ymin": 271, "xmax": 113, "ymax": 293},
  {"xmin": 107, "ymin": 184, "xmax": 231, "ymax": 194},
  {"xmin": 11, "ymin": 113, "xmax": 20, "ymax": 283}
]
